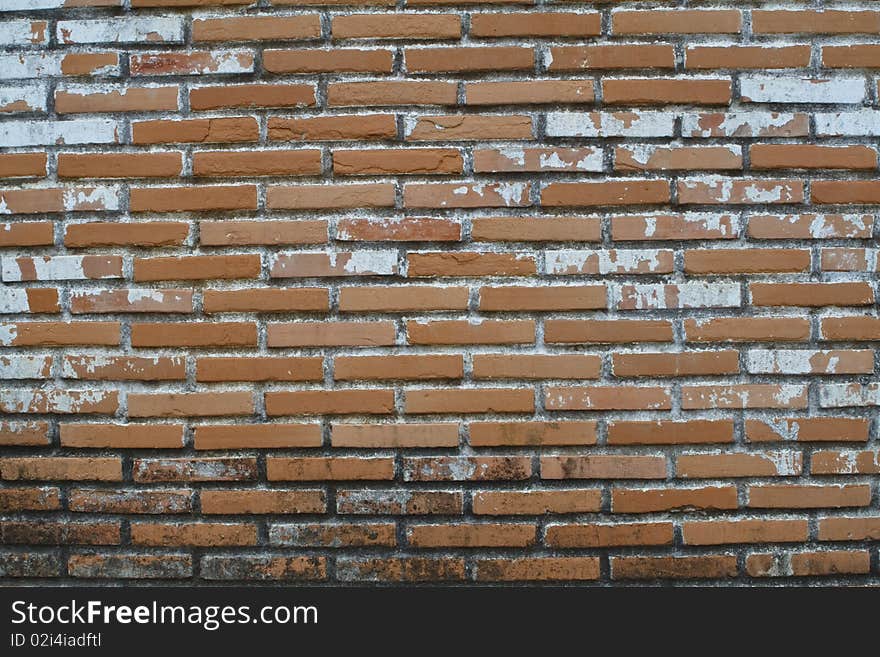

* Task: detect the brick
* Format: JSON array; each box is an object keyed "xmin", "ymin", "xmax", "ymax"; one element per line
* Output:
[
  {"xmin": 200, "ymin": 221, "xmax": 327, "ymax": 246},
  {"xmin": 336, "ymin": 490, "xmax": 462, "ymax": 515},
  {"xmin": 404, "ymin": 388, "xmax": 534, "ymax": 414},
  {"xmin": 190, "ymin": 84, "xmax": 315, "ymax": 110},
  {"xmin": 263, "ymin": 49, "xmax": 393, "ymax": 74},
  {"xmin": 128, "ymin": 392, "xmax": 253, "ymax": 417},
  {"xmin": 201, "ymin": 556, "xmax": 325, "ymax": 581},
  {"xmin": 683, "ymin": 112, "xmax": 809, "ymax": 138},
  {"xmin": 684, "ymin": 317, "xmax": 811, "ymax": 342},
  {"xmin": 130, "ymin": 322, "xmax": 257, "ymax": 347},
  {"xmin": 65, "ymin": 222, "xmax": 188, "ymax": 247},
  {"xmin": 193, "ymin": 150, "xmax": 321, "ymax": 177},
  {"xmin": 603, "ymin": 78, "xmax": 732, "ymax": 105},
  {"xmin": 131, "ymin": 185, "xmax": 257, "ymax": 213},
  {"xmin": 612, "ymin": 487, "xmax": 738, "ymax": 514},
  {"xmin": 471, "ymin": 12, "xmax": 599, "ymax": 38},
  {"xmin": 811, "ymin": 451, "xmax": 880, "ymax": 475},
  {"xmin": 193, "ymin": 16, "xmax": 321, "ymax": 42},
  {"xmin": 194, "ymin": 425, "xmax": 322, "ymax": 450},
  {"xmin": 0, "ymin": 422, "xmax": 49, "ymax": 447},
  {"xmin": 334, "ymin": 355, "xmax": 463, "ymax": 381},
  {"xmin": 475, "ymin": 558, "xmax": 600, "ymax": 582},
  {"xmin": 745, "ymin": 418, "xmax": 870, "ymax": 443},
  {"xmin": 687, "ymin": 45, "xmax": 811, "ymax": 70},
  {"xmin": 473, "ymin": 217, "xmax": 600, "ymax": 242},
  {"xmin": 131, "ymin": 522, "xmax": 257, "ymax": 546},
  {"xmin": 0, "ymin": 222, "xmax": 54, "ymax": 247},
  {"xmin": 545, "ymin": 522, "xmax": 673, "ymax": 548},
  {"xmin": 748, "ymin": 484, "xmax": 870, "ymax": 509},
  {"xmin": 56, "ymin": 86, "xmax": 178, "ymax": 113},
  {"xmin": 1, "ymin": 457, "xmax": 121, "ymax": 482},
  {"xmin": 200, "ymin": 490, "xmax": 325, "ymax": 515},
  {"xmin": 69, "ymin": 489, "xmax": 191, "ymax": 514},
  {"xmin": 404, "ymin": 182, "xmax": 530, "ymax": 208},
  {"xmin": 334, "ymin": 148, "xmax": 462, "ymax": 175},
  {"xmin": 333, "ymin": 14, "xmax": 460, "ymax": 39},
  {"xmin": 270, "ymin": 523, "xmax": 395, "ymax": 548},
  {"xmin": 407, "ymin": 319, "xmax": 534, "ymax": 345},
  {"xmin": 268, "ymin": 183, "xmax": 394, "ymax": 210},
  {"xmin": 681, "ymin": 385, "xmax": 808, "ymax": 410},
  {"xmin": 612, "ymin": 10, "xmax": 742, "ymax": 35},
  {"xmin": 60, "ymin": 423, "xmax": 184, "ymax": 448},
  {"xmin": 134, "ymin": 255, "xmax": 260, "ymax": 281},
  {"xmin": 750, "ymin": 283, "xmax": 874, "ymax": 307},
  {"xmin": 269, "ymin": 321, "xmax": 396, "ymax": 347},
  {"xmin": 678, "ymin": 177, "xmax": 804, "ymax": 204},
  {"xmin": 408, "ymin": 252, "xmax": 535, "ymax": 276},
  {"xmin": 677, "ymin": 452, "xmax": 803, "ymax": 478},
  {"xmin": 267, "ymin": 457, "xmax": 394, "ymax": 481},
  {"xmin": 480, "ymin": 286, "xmax": 606, "ymax": 311},
  {"xmin": 338, "ymin": 217, "xmax": 460, "ymax": 241},
  {"xmin": 752, "ymin": 10, "xmax": 880, "ymax": 35},
  {"xmin": 473, "ymin": 354, "xmax": 600, "ymax": 380},
  {"xmin": 132, "ymin": 117, "xmax": 258, "ymax": 144},
  {"xmin": 133, "ymin": 458, "xmax": 257, "ymax": 483},
  {"xmin": 269, "ymin": 115, "xmax": 396, "ymax": 141},
  {"xmin": 748, "ymin": 213, "xmax": 873, "ymax": 239},
  {"xmin": 331, "ymin": 423, "xmax": 459, "ymax": 448},
  {"xmin": 0, "ymin": 487, "xmax": 61, "ymax": 512},
  {"xmin": 548, "ymin": 45, "xmax": 674, "ymax": 71},
  {"xmin": 818, "ymin": 517, "xmax": 880, "ymax": 541},
  {"xmin": 468, "ymin": 421, "xmax": 597, "ymax": 447},
  {"xmin": 541, "ymin": 180, "xmax": 670, "ymax": 207},
  {"xmin": 612, "ymin": 556, "xmax": 737, "ymax": 580},
  {"xmin": 545, "ymin": 320, "xmax": 673, "ymax": 344},
  {"xmin": 607, "ymin": 420, "xmax": 735, "ymax": 445},
  {"xmin": 751, "ymin": 145, "xmax": 876, "ymax": 170},
  {"xmin": 473, "ymin": 490, "xmax": 601, "ymax": 515},
  {"xmin": 747, "ymin": 551, "xmax": 870, "ymax": 577},
  {"xmin": 465, "ymin": 81, "xmax": 594, "ymax": 105},
  {"xmin": 403, "ymin": 456, "xmax": 531, "ymax": 482},
  {"xmin": 196, "ymin": 357, "xmax": 323, "ymax": 382},
  {"xmin": 339, "ymin": 286, "xmax": 468, "ymax": 312},
  {"xmin": 266, "ymin": 390, "xmax": 394, "ymax": 416},
  {"xmin": 541, "ymin": 456, "xmax": 667, "ymax": 480},
  {"xmin": 68, "ymin": 554, "xmax": 191, "ymax": 579},
  {"xmin": 70, "ymin": 289, "xmax": 192, "ymax": 314},
  {"xmin": 683, "ymin": 520, "xmax": 809, "ymax": 545},
  {"xmin": 405, "ymin": 114, "xmax": 532, "ymax": 140},
  {"xmin": 545, "ymin": 386, "xmax": 671, "ymax": 411},
  {"xmin": 684, "ymin": 248, "xmax": 810, "ymax": 274},
  {"xmin": 329, "ymin": 81, "xmax": 457, "ymax": 106},
  {"xmin": 612, "ymin": 352, "xmax": 739, "ymax": 378},
  {"xmin": 337, "ymin": 557, "xmax": 464, "ymax": 583},
  {"xmin": 407, "ymin": 523, "xmax": 536, "ymax": 547}
]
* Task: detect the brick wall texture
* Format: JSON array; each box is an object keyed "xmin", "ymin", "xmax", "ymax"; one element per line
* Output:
[{"xmin": 1, "ymin": 0, "xmax": 879, "ymax": 586}]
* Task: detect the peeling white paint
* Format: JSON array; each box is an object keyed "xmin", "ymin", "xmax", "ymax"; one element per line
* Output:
[
  {"xmin": 0, "ymin": 119, "xmax": 118, "ymax": 147},
  {"xmin": 765, "ymin": 450, "xmax": 801, "ymax": 476},
  {"xmin": 819, "ymin": 383, "xmax": 880, "ymax": 408},
  {"xmin": 495, "ymin": 182, "xmax": 527, "ymax": 206},
  {"xmin": 0, "ymin": 288, "xmax": 30, "ymax": 313},
  {"xmin": 0, "ymin": 323, "xmax": 18, "ymax": 346},
  {"xmin": 816, "ymin": 110, "xmax": 880, "ymax": 136},
  {"xmin": 682, "ymin": 112, "xmax": 800, "ymax": 137},
  {"xmin": 741, "ymin": 76, "xmax": 865, "ymax": 104},
  {"xmin": 546, "ymin": 111, "xmax": 675, "ymax": 137},
  {"xmin": 0, "ymin": 355, "xmax": 47, "ymax": 379},
  {"xmin": 57, "ymin": 17, "xmax": 184, "ymax": 44},
  {"xmin": 342, "ymin": 250, "xmax": 397, "ymax": 275},
  {"xmin": 0, "ymin": 83, "xmax": 46, "ymax": 113}
]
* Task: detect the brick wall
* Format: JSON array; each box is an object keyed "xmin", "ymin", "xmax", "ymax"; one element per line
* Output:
[{"xmin": 1, "ymin": 0, "xmax": 879, "ymax": 585}]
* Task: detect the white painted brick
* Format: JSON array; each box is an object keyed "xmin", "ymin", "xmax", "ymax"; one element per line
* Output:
[
  {"xmin": 0, "ymin": 288, "xmax": 32, "ymax": 313},
  {"xmin": 0, "ymin": 355, "xmax": 48, "ymax": 379},
  {"xmin": 1, "ymin": 255, "xmax": 119, "ymax": 282},
  {"xmin": 741, "ymin": 76, "xmax": 866, "ymax": 104},
  {"xmin": 57, "ymin": 18, "xmax": 185, "ymax": 44},
  {"xmin": 0, "ymin": 84, "xmax": 46, "ymax": 113},
  {"xmin": 546, "ymin": 111, "xmax": 676, "ymax": 137},
  {"xmin": 815, "ymin": 110, "xmax": 880, "ymax": 136},
  {"xmin": 0, "ymin": 53, "xmax": 119, "ymax": 80},
  {"xmin": 746, "ymin": 350, "xmax": 858, "ymax": 375},
  {"xmin": 613, "ymin": 282, "xmax": 741, "ymax": 310},
  {"xmin": 545, "ymin": 249, "xmax": 670, "ymax": 275},
  {"xmin": 0, "ymin": 20, "xmax": 47, "ymax": 46},
  {"xmin": 819, "ymin": 383, "xmax": 880, "ymax": 408},
  {"xmin": 681, "ymin": 112, "xmax": 802, "ymax": 137},
  {"xmin": 0, "ymin": 119, "xmax": 119, "ymax": 147}
]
